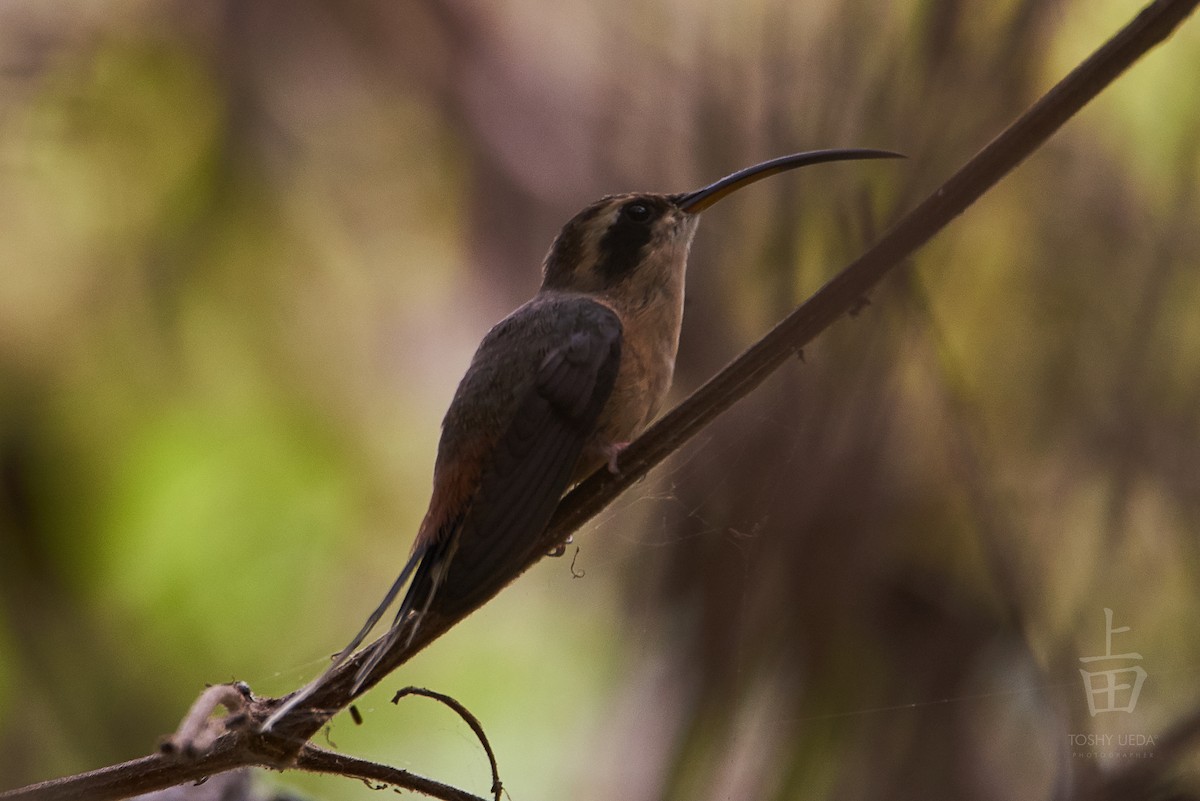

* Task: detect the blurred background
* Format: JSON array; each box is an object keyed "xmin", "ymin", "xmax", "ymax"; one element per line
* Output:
[{"xmin": 2, "ymin": 0, "xmax": 1199, "ymax": 799}]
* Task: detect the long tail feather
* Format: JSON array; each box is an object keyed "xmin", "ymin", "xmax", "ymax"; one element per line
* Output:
[
  {"xmin": 260, "ymin": 542, "xmax": 429, "ymax": 731},
  {"xmin": 350, "ymin": 555, "xmax": 443, "ymax": 694}
]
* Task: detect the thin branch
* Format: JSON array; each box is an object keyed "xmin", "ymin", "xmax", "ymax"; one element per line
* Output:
[
  {"xmin": 0, "ymin": 742, "xmax": 248, "ymax": 801},
  {"xmin": 544, "ymin": 0, "xmax": 1200, "ymax": 543},
  {"xmin": 3, "ymin": 1, "xmax": 1197, "ymax": 798},
  {"xmin": 293, "ymin": 744, "xmax": 491, "ymax": 801},
  {"xmin": 392, "ymin": 687, "xmax": 504, "ymax": 801},
  {"xmin": 0, "ymin": 733, "xmax": 490, "ymax": 801}
]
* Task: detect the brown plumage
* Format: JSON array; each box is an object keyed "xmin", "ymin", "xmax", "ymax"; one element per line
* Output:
[{"xmin": 263, "ymin": 149, "xmax": 901, "ymax": 730}]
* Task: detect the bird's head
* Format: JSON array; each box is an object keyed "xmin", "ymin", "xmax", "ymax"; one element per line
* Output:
[{"xmin": 539, "ymin": 148, "xmax": 903, "ymax": 309}]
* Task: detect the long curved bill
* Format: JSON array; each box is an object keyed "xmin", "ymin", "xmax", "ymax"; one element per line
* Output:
[{"xmin": 677, "ymin": 148, "xmax": 905, "ymax": 214}]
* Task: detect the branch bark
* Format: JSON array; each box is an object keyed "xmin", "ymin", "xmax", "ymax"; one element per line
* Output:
[{"xmin": 4, "ymin": 0, "xmax": 1197, "ymax": 798}]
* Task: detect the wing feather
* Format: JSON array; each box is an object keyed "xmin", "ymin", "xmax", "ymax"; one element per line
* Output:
[
  {"xmin": 417, "ymin": 299, "xmax": 622, "ymax": 616},
  {"xmin": 265, "ymin": 297, "xmax": 623, "ymax": 727}
]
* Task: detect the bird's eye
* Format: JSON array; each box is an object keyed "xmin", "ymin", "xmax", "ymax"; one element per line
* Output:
[{"xmin": 622, "ymin": 202, "xmax": 653, "ymax": 224}]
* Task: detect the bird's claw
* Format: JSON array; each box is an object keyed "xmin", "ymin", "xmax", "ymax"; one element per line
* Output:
[{"xmin": 548, "ymin": 534, "xmax": 574, "ymax": 557}]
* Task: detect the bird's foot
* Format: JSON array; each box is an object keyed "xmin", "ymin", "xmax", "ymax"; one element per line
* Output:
[{"xmin": 548, "ymin": 534, "xmax": 574, "ymax": 557}]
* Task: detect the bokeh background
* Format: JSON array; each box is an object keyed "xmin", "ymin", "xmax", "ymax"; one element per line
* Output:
[{"xmin": 2, "ymin": 0, "xmax": 1200, "ymax": 799}]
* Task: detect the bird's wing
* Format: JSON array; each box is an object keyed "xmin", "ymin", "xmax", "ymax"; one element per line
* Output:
[
  {"xmin": 426, "ymin": 298, "xmax": 623, "ymax": 616},
  {"xmin": 347, "ymin": 298, "xmax": 622, "ymax": 690},
  {"xmin": 263, "ymin": 299, "xmax": 623, "ymax": 726}
]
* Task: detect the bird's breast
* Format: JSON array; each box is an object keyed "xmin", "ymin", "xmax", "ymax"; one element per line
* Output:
[{"xmin": 590, "ymin": 282, "xmax": 684, "ymax": 457}]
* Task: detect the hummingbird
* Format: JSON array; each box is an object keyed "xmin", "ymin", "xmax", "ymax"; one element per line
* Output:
[{"xmin": 263, "ymin": 148, "xmax": 900, "ymax": 730}]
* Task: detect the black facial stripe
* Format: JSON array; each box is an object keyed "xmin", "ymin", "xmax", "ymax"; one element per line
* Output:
[
  {"xmin": 595, "ymin": 198, "xmax": 662, "ymax": 284},
  {"xmin": 543, "ymin": 203, "xmax": 607, "ymax": 288}
]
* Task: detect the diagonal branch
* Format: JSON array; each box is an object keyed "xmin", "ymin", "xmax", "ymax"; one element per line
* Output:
[
  {"xmin": 3, "ymin": 1, "xmax": 1197, "ymax": 799},
  {"xmin": 344, "ymin": 0, "xmax": 1200, "ymax": 708}
]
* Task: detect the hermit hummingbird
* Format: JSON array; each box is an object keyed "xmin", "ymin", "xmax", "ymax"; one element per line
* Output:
[{"xmin": 263, "ymin": 148, "xmax": 900, "ymax": 730}]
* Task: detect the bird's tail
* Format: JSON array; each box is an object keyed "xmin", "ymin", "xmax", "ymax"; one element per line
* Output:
[
  {"xmin": 348, "ymin": 585, "xmax": 429, "ymax": 695},
  {"xmin": 260, "ymin": 541, "xmax": 431, "ymax": 731},
  {"xmin": 348, "ymin": 530, "xmax": 454, "ymax": 694}
]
